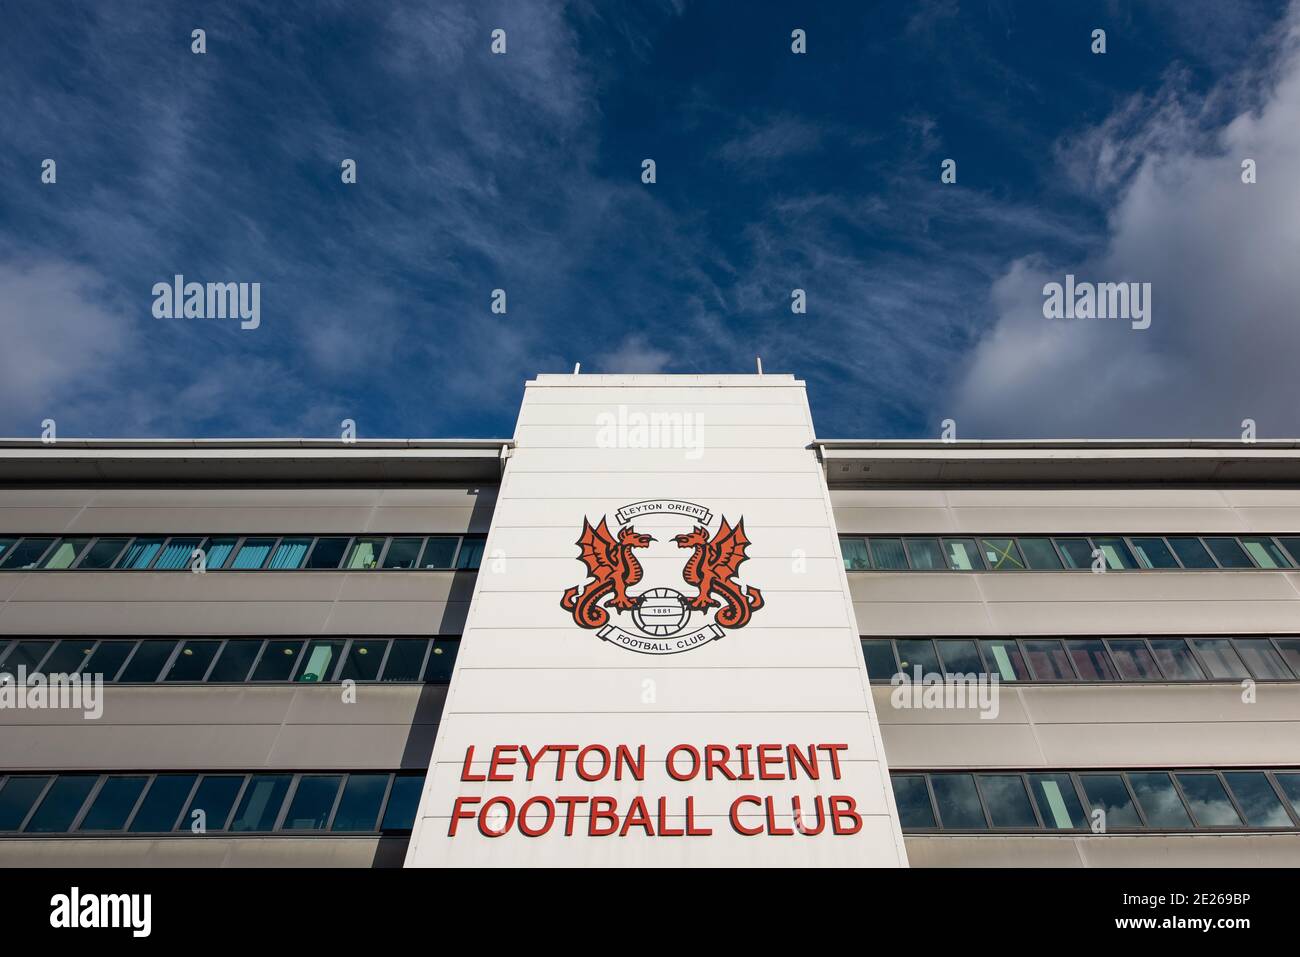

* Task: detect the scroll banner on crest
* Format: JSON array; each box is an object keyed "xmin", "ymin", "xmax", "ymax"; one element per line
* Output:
[
  {"xmin": 597, "ymin": 623, "xmax": 724, "ymax": 655},
  {"xmin": 614, "ymin": 500, "xmax": 713, "ymax": 525}
]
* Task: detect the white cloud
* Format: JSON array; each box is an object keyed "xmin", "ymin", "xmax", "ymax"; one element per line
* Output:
[{"xmin": 949, "ymin": 4, "xmax": 1300, "ymax": 437}]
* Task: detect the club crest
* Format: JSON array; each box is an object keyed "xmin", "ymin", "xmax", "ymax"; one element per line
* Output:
[{"xmin": 560, "ymin": 500, "xmax": 764, "ymax": 655}]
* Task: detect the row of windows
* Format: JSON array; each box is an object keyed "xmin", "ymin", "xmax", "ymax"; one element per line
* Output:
[
  {"xmin": 0, "ymin": 534, "xmax": 485, "ymax": 572},
  {"xmin": 0, "ymin": 771, "xmax": 423, "ymax": 836},
  {"xmin": 0, "ymin": 637, "xmax": 459, "ymax": 684},
  {"xmin": 893, "ymin": 768, "xmax": 1300, "ymax": 833},
  {"xmin": 862, "ymin": 635, "xmax": 1300, "ymax": 684},
  {"xmin": 841, "ymin": 534, "xmax": 1300, "ymax": 571}
]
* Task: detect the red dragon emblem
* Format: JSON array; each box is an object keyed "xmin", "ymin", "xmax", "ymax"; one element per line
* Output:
[{"xmin": 562, "ymin": 510, "xmax": 764, "ymax": 638}]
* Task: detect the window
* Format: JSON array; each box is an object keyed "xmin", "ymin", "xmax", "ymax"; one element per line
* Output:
[
  {"xmin": 381, "ymin": 640, "xmax": 430, "ymax": 682},
  {"xmin": 1167, "ymin": 537, "xmax": 1216, "ymax": 568},
  {"xmin": 183, "ymin": 775, "xmax": 245, "ymax": 832},
  {"xmin": 129, "ymin": 775, "xmax": 197, "ymax": 832},
  {"xmin": 1079, "ymin": 774, "xmax": 1141, "ymax": 827},
  {"xmin": 283, "ymin": 776, "xmax": 343, "ymax": 830},
  {"xmin": 345, "ymin": 538, "xmax": 384, "ymax": 570},
  {"xmin": 380, "ymin": 776, "xmax": 423, "ymax": 832},
  {"xmin": 980, "ymin": 538, "xmax": 1025, "ymax": 570},
  {"xmin": 936, "ymin": 639, "xmax": 982, "ymax": 676},
  {"xmin": 1130, "ymin": 537, "xmax": 1179, "ymax": 569},
  {"xmin": 230, "ymin": 538, "xmax": 276, "ymax": 569},
  {"xmin": 980, "ymin": 639, "xmax": 1027, "ymax": 681},
  {"xmin": 1236, "ymin": 638, "xmax": 1294, "ymax": 680},
  {"xmin": 0, "ymin": 539, "xmax": 13, "ymax": 563},
  {"xmin": 251, "ymin": 640, "xmax": 302, "ymax": 681},
  {"xmin": 297, "ymin": 639, "xmax": 344, "ymax": 682},
  {"xmin": 118, "ymin": 641, "xmax": 178, "ymax": 682},
  {"xmin": 423, "ymin": 640, "xmax": 458, "ymax": 682},
  {"xmin": 382, "ymin": 538, "xmax": 423, "ymax": 569},
  {"xmin": 77, "ymin": 537, "xmax": 129, "ymax": 569},
  {"xmin": 1053, "ymin": 538, "xmax": 1094, "ymax": 570},
  {"xmin": 340, "ymin": 639, "xmax": 387, "ymax": 681},
  {"xmin": 1189, "ymin": 638, "xmax": 1249, "ymax": 680},
  {"xmin": 1107, "ymin": 639, "xmax": 1162, "ymax": 681},
  {"xmin": 1204, "ymin": 537, "xmax": 1252, "ymax": 568},
  {"xmin": 0, "ymin": 538, "xmax": 55, "ymax": 568},
  {"xmin": 1175, "ymin": 773, "xmax": 1243, "ymax": 826},
  {"xmin": 420, "ymin": 537, "xmax": 460, "ymax": 569},
  {"xmin": 1127, "ymin": 772, "xmax": 1192, "ymax": 828},
  {"xmin": 1022, "ymin": 639, "xmax": 1075, "ymax": 681},
  {"xmin": 1092, "ymin": 537, "xmax": 1136, "ymax": 570},
  {"xmin": 1276, "ymin": 639, "xmax": 1300, "ymax": 676},
  {"xmin": 163, "ymin": 640, "xmax": 222, "ymax": 681},
  {"xmin": 204, "ymin": 537, "xmax": 238, "ymax": 570},
  {"xmin": 206, "ymin": 640, "xmax": 263, "ymax": 682},
  {"xmin": 841, "ymin": 537, "xmax": 870, "ymax": 570},
  {"xmin": 1018, "ymin": 537, "xmax": 1063, "ymax": 569},
  {"xmin": 929, "ymin": 774, "xmax": 987, "ymax": 829},
  {"xmin": 229, "ymin": 774, "xmax": 293, "ymax": 831},
  {"xmin": 24, "ymin": 775, "xmax": 97, "ymax": 832},
  {"xmin": 78, "ymin": 777, "xmax": 149, "ymax": 831},
  {"xmin": 152, "ymin": 538, "xmax": 202, "ymax": 570},
  {"xmin": 1148, "ymin": 638, "xmax": 1205, "ymax": 680},
  {"xmin": 305, "ymin": 537, "xmax": 349, "ymax": 569},
  {"xmin": 978, "ymin": 775, "xmax": 1037, "ymax": 827},
  {"xmin": 860, "ymin": 640, "xmax": 897, "ymax": 682},
  {"xmin": 1027, "ymin": 773, "xmax": 1087, "ymax": 829},
  {"xmin": 1, "ymin": 640, "xmax": 55, "ymax": 673},
  {"xmin": 0, "ymin": 777, "xmax": 51, "ymax": 830},
  {"xmin": 895, "ymin": 639, "xmax": 940, "ymax": 680},
  {"xmin": 455, "ymin": 538, "xmax": 486, "ymax": 570},
  {"xmin": 118, "ymin": 538, "xmax": 163, "ymax": 569},
  {"xmin": 942, "ymin": 538, "xmax": 983, "ymax": 570},
  {"xmin": 40, "ymin": 639, "xmax": 95, "ymax": 676},
  {"xmin": 38, "ymin": 538, "xmax": 90, "ymax": 569},
  {"xmin": 332, "ymin": 774, "xmax": 389, "ymax": 832},
  {"xmin": 903, "ymin": 538, "xmax": 945, "ymax": 570},
  {"xmin": 1241, "ymin": 536, "xmax": 1292, "ymax": 569},
  {"xmin": 1278, "ymin": 537, "xmax": 1300, "ymax": 567},
  {"xmin": 868, "ymin": 538, "xmax": 907, "ymax": 570},
  {"xmin": 1222, "ymin": 772, "xmax": 1291, "ymax": 827},
  {"xmin": 268, "ymin": 538, "xmax": 312, "ymax": 570},
  {"xmin": 890, "ymin": 776, "xmax": 936, "ymax": 828},
  {"xmin": 1065, "ymin": 639, "xmax": 1119, "ymax": 681},
  {"xmin": 83, "ymin": 641, "xmax": 133, "ymax": 680},
  {"xmin": 1273, "ymin": 773, "xmax": 1300, "ymax": 817}
]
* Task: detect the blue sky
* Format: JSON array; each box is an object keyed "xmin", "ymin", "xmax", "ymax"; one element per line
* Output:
[{"xmin": 1, "ymin": 0, "xmax": 1298, "ymax": 439}]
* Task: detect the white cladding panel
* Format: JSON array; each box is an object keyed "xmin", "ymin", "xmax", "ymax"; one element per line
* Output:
[{"xmin": 406, "ymin": 375, "xmax": 907, "ymax": 867}]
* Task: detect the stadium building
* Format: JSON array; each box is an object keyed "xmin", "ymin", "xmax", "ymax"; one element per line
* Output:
[{"xmin": 1, "ymin": 373, "xmax": 1299, "ymax": 867}]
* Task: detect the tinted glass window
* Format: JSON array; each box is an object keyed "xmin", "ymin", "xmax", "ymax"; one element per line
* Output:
[
  {"xmin": 979, "ymin": 775, "xmax": 1037, "ymax": 827},
  {"xmin": 204, "ymin": 537, "xmax": 238, "ymax": 570},
  {"xmin": 229, "ymin": 774, "xmax": 292, "ymax": 832},
  {"xmin": 1108, "ymin": 639, "xmax": 1161, "ymax": 680},
  {"xmin": 297, "ymin": 639, "xmax": 344, "ymax": 682},
  {"xmin": 304, "ymin": 537, "xmax": 349, "ymax": 569},
  {"xmin": 942, "ymin": 538, "xmax": 983, "ymax": 570},
  {"xmin": 980, "ymin": 639, "xmax": 1027, "ymax": 681},
  {"xmin": 24, "ymin": 775, "xmax": 97, "ymax": 832},
  {"xmin": 1236, "ymin": 638, "xmax": 1294, "ymax": 679},
  {"xmin": 1204, "ymin": 537, "xmax": 1253, "ymax": 568},
  {"xmin": 39, "ymin": 639, "xmax": 95, "ymax": 676},
  {"xmin": 1053, "ymin": 538, "xmax": 1094, "ymax": 570},
  {"xmin": 1079, "ymin": 774, "xmax": 1141, "ymax": 827},
  {"xmin": 1066, "ymin": 639, "xmax": 1119, "ymax": 681},
  {"xmin": 1189, "ymin": 638, "xmax": 1249, "ymax": 680},
  {"xmin": 118, "ymin": 641, "xmax": 178, "ymax": 682},
  {"xmin": 455, "ymin": 538, "xmax": 485, "ymax": 570},
  {"xmin": 1223, "ymin": 771, "xmax": 1292, "ymax": 827},
  {"xmin": 332, "ymin": 774, "xmax": 388, "ymax": 831},
  {"xmin": 268, "ymin": 538, "xmax": 311, "ymax": 570},
  {"xmin": 1130, "ymin": 537, "xmax": 1179, "ymax": 569},
  {"xmin": 1275, "ymin": 639, "xmax": 1300, "ymax": 677},
  {"xmin": 184, "ymin": 775, "xmax": 246, "ymax": 831},
  {"xmin": 420, "ymin": 537, "xmax": 459, "ymax": 569},
  {"xmin": 381, "ymin": 640, "xmax": 429, "ymax": 682},
  {"xmin": 1, "ymin": 538, "xmax": 55, "ymax": 568},
  {"xmin": 930, "ymin": 773, "xmax": 987, "ymax": 829},
  {"xmin": 980, "ymin": 538, "xmax": 1025, "ymax": 570},
  {"xmin": 345, "ymin": 538, "xmax": 384, "ymax": 570},
  {"xmin": 1278, "ymin": 537, "xmax": 1300, "ymax": 567},
  {"xmin": 860, "ymin": 640, "xmax": 898, "ymax": 681},
  {"xmin": 340, "ymin": 639, "xmax": 388, "ymax": 681},
  {"xmin": 903, "ymin": 538, "xmax": 945, "ymax": 570},
  {"xmin": 0, "ymin": 539, "xmax": 13, "ymax": 562},
  {"xmin": 423, "ymin": 640, "xmax": 458, "ymax": 682},
  {"xmin": 1272, "ymin": 773, "xmax": 1300, "ymax": 817},
  {"xmin": 1176, "ymin": 773, "xmax": 1243, "ymax": 826},
  {"xmin": 1168, "ymin": 537, "xmax": 1216, "ymax": 568},
  {"xmin": 380, "ymin": 776, "xmax": 423, "ymax": 831},
  {"xmin": 118, "ymin": 538, "xmax": 163, "ymax": 569},
  {"xmin": 207, "ymin": 640, "xmax": 263, "ymax": 682},
  {"xmin": 39, "ymin": 538, "xmax": 90, "ymax": 569},
  {"xmin": 152, "ymin": 538, "xmax": 202, "ymax": 571},
  {"xmin": 382, "ymin": 538, "xmax": 423, "ymax": 569},
  {"xmin": 78, "ymin": 777, "xmax": 148, "ymax": 831},
  {"xmin": 164, "ymin": 640, "xmax": 222, "ymax": 681},
  {"xmin": 936, "ymin": 639, "xmax": 983, "ymax": 676},
  {"xmin": 895, "ymin": 639, "xmax": 940, "ymax": 680},
  {"xmin": 868, "ymin": 538, "xmax": 907, "ymax": 570},
  {"xmin": 1018, "ymin": 537, "xmax": 1062, "ymax": 569},
  {"xmin": 83, "ymin": 641, "xmax": 134, "ymax": 681},
  {"xmin": 841, "ymin": 537, "xmax": 870, "ymax": 570},
  {"xmin": 129, "ymin": 775, "xmax": 197, "ymax": 832},
  {"xmin": 1027, "ymin": 773, "xmax": 1087, "ymax": 829},
  {"xmin": 2, "ymin": 640, "xmax": 55, "ymax": 673},
  {"xmin": 1093, "ymin": 537, "xmax": 1137, "ymax": 570},
  {"xmin": 251, "ymin": 640, "xmax": 302, "ymax": 681},
  {"xmin": 1022, "ymin": 639, "xmax": 1075, "ymax": 680},
  {"xmin": 78, "ymin": 538, "xmax": 129, "ymax": 569},
  {"xmin": 283, "ymin": 776, "xmax": 343, "ymax": 830},
  {"xmin": 1128, "ymin": 772, "xmax": 1193, "ymax": 828},
  {"xmin": 0, "ymin": 776, "xmax": 50, "ymax": 830},
  {"xmin": 890, "ymin": 776, "xmax": 935, "ymax": 828},
  {"xmin": 230, "ymin": 539, "xmax": 275, "ymax": 570},
  {"xmin": 1149, "ymin": 638, "xmax": 1206, "ymax": 680},
  {"xmin": 1241, "ymin": 536, "xmax": 1292, "ymax": 569}
]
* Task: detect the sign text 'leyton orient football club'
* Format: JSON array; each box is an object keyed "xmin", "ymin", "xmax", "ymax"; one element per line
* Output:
[{"xmin": 448, "ymin": 743, "xmax": 866, "ymax": 838}]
